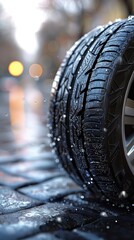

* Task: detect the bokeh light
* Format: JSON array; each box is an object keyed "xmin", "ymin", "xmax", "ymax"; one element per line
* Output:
[
  {"xmin": 29, "ymin": 64, "xmax": 43, "ymax": 78},
  {"xmin": 8, "ymin": 61, "xmax": 24, "ymax": 77}
]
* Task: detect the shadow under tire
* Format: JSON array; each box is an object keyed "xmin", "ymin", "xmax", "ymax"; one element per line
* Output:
[{"xmin": 49, "ymin": 17, "xmax": 134, "ymax": 201}]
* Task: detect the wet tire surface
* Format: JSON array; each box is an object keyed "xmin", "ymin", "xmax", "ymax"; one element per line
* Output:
[{"xmin": 50, "ymin": 17, "xmax": 134, "ymax": 200}]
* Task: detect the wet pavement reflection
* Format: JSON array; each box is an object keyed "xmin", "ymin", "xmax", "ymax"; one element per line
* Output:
[{"xmin": 0, "ymin": 78, "xmax": 51, "ymax": 159}]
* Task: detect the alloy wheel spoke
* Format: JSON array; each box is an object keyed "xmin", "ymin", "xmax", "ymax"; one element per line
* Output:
[
  {"xmin": 128, "ymin": 146, "xmax": 134, "ymax": 163},
  {"xmin": 125, "ymin": 98, "xmax": 134, "ymax": 125},
  {"xmin": 127, "ymin": 136, "xmax": 134, "ymax": 162}
]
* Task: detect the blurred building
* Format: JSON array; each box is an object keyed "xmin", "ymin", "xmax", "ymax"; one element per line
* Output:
[{"xmin": 0, "ymin": 0, "xmax": 133, "ymax": 81}]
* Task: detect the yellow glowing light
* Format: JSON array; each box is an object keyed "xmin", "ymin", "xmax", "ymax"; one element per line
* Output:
[
  {"xmin": 29, "ymin": 64, "xmax": 43, "ymax": 78},
  {"xmin": 8, "ymin": 61, "xmax": 24, "ymax": 77}
]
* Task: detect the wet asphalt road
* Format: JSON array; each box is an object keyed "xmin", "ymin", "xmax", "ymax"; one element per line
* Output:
[{"xmin": 0, "ymin": 79, "xmax": 133, "ymax": 240}]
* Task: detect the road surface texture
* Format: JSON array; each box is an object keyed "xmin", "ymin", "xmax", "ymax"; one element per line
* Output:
[{"xmin": 0, "ymin": 79, "xmax": 133, "ymax": 240}]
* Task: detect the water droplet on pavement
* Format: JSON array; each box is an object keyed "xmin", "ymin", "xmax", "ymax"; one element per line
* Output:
[
  {"xmin": 56, "ymin": 217, "xmax": 62, "ymax": 223},
  {"xmin": 100, "ymin": 211, "xmax": 108, "ymax": 217},
  {"xmin": 128, "ymin": 15, "xmax": 134, "ymax": 20},
  {"xmin": 115, "ymin": 18, "xmax": 121, "ymax": 22},
  {"xmin": 109, "ymin": 29, "xmax": 113, "ymax": 34},
  {"xmin": 80, "ymin": 195, "xmax": 85, "ymax": 199}
]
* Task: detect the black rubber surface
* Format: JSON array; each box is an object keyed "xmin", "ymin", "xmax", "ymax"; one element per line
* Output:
[{"xmin": 50, "ymin": 17, "xmax": 134, "ymax": 200}]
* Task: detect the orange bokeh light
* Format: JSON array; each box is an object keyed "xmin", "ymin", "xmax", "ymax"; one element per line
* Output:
[{"xmin": 29, "ymin": 64, "xmax": 43, "ymax": 78}]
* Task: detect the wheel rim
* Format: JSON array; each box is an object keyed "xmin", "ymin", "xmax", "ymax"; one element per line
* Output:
[{"xmin": 122, "ymin": 71, "xmax": 134, "ymax": 175}]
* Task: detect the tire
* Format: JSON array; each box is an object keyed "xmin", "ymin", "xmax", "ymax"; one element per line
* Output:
[{"xmin": 49, "ymin": 17, "xmax": 134, "ymax": 201}]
